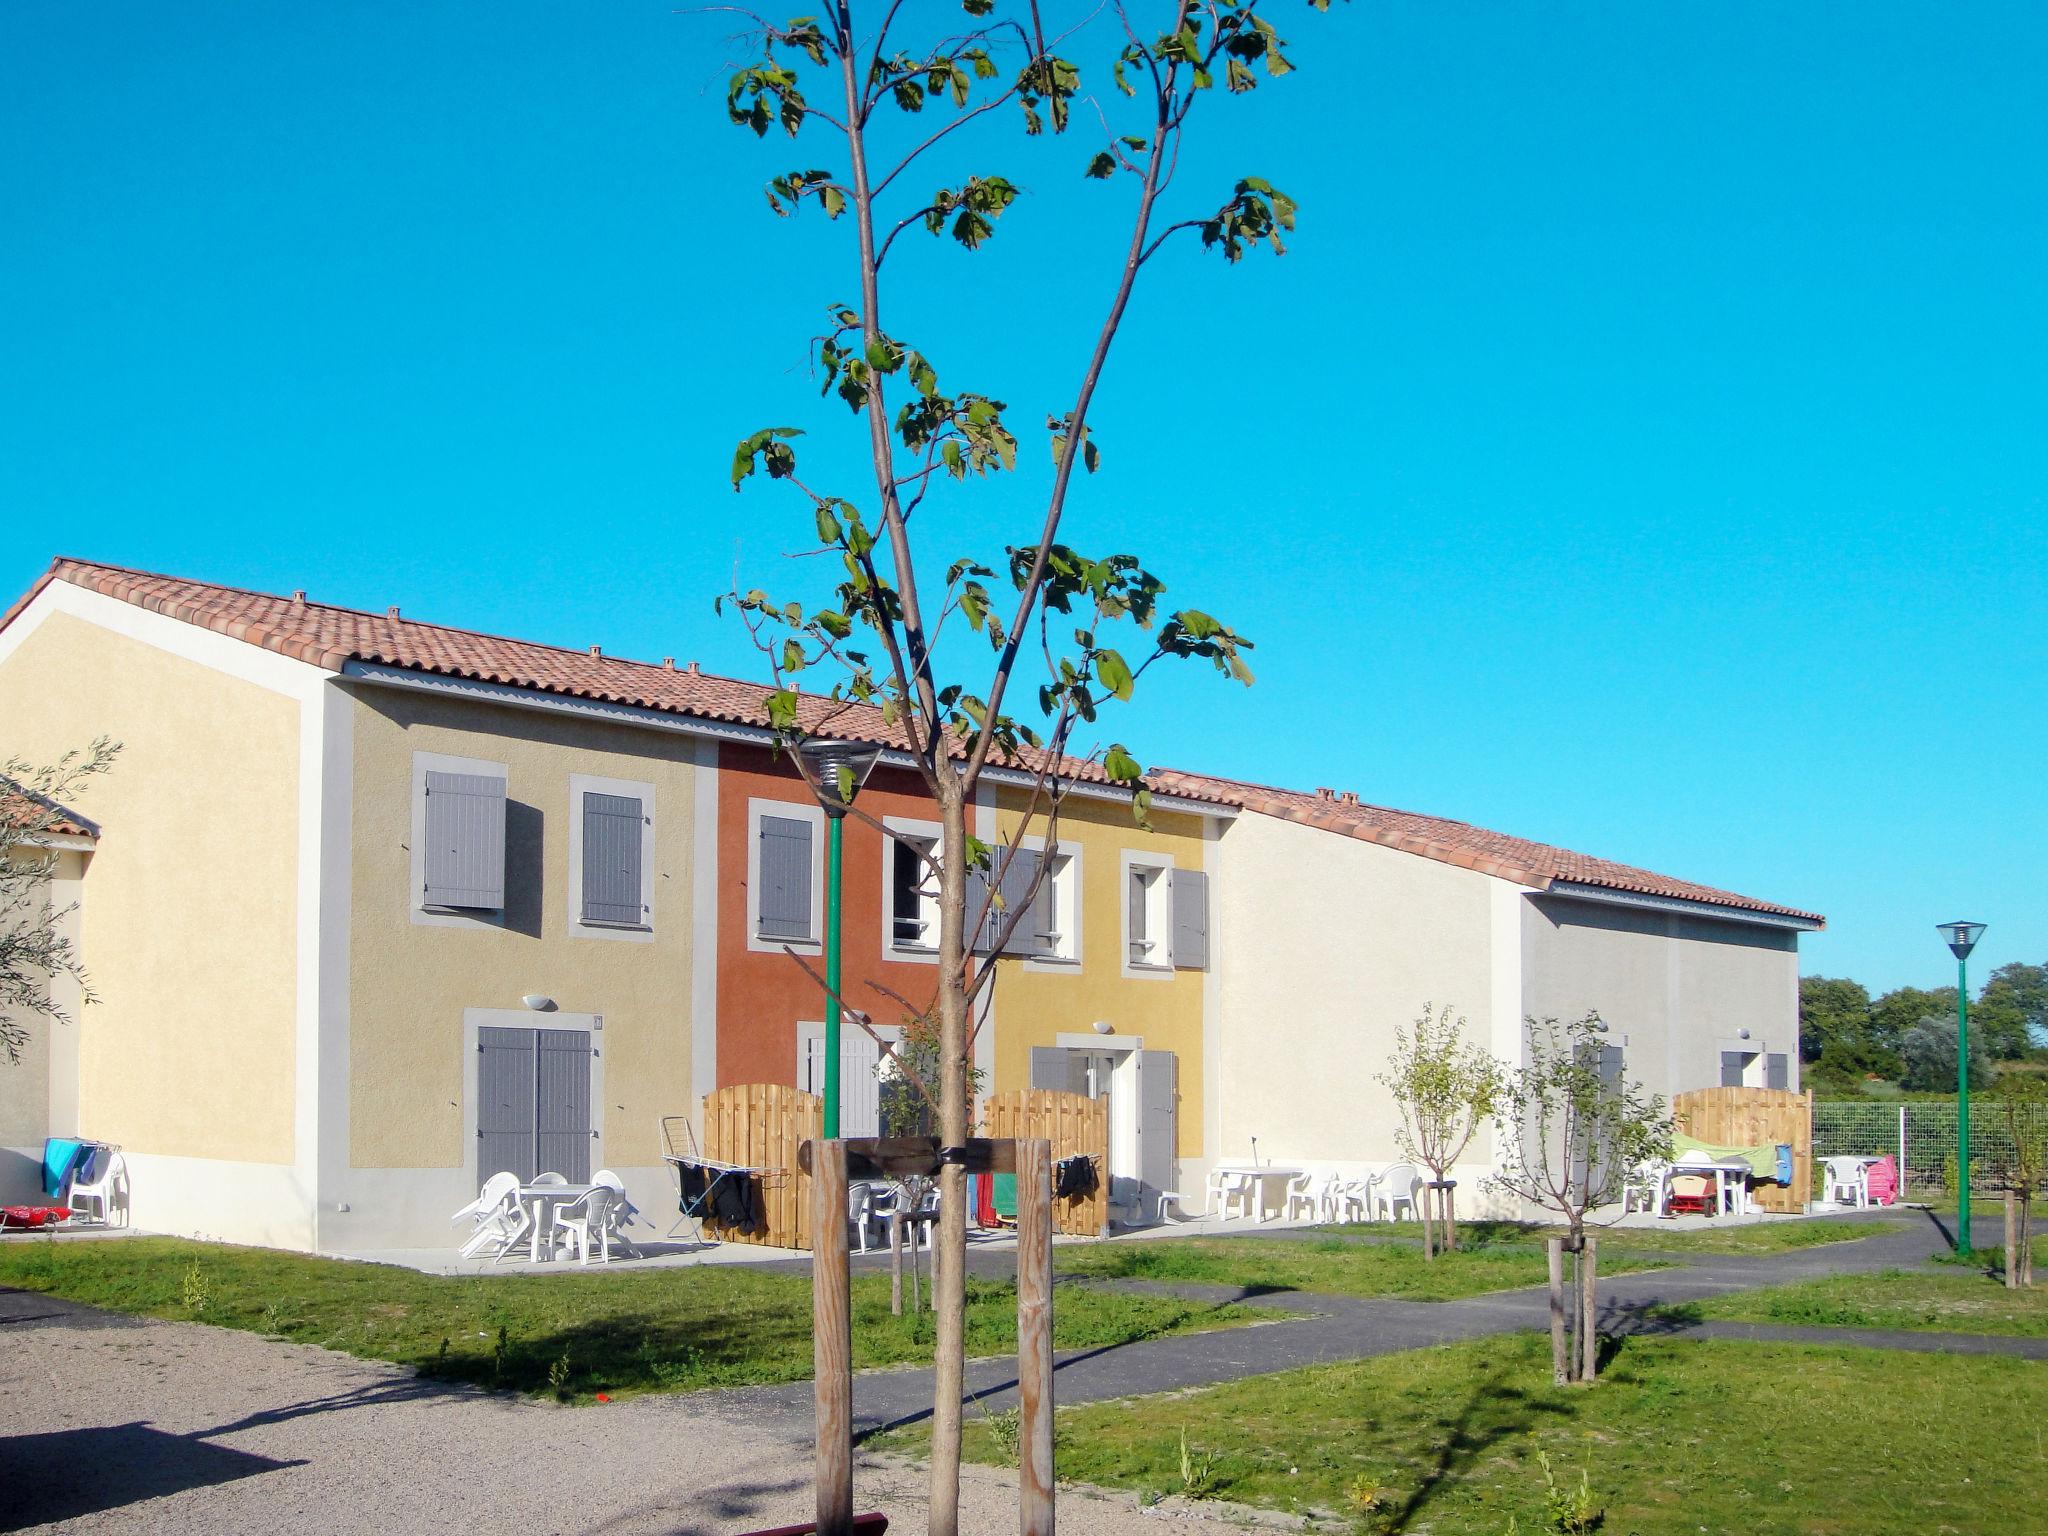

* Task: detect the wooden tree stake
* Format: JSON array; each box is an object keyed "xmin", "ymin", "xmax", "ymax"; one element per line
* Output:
[
  {"xmin": 1547, "ymin": 1237, "xmax": 1567, "ymax": 1386},
  {"xmin": 1017, "ymin": 1138, "xmax": 1055, "ymax": 1536},
  {"xmin": 2007, "ymin": 1192, "xmax": 2020, "ymax": 1291},
  {"xmin": 1580, "ymin": 1237, "xmax": 1599, "ymax": 1381},
  {"xmin": 811, "ymin": 1139, "xmax": 853, "ymax": 1536}
]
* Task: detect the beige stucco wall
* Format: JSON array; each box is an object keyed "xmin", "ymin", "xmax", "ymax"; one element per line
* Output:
[
  {"xmin": 0, "ymin": 612, "xmax": 301, "ymax": 1167},
  {"xmin": 344, "ymin": 686, "xmax": 696, "ymax": 1177},
  {"xmin": 1209, "ymin": 810, "xmax": 1503, "ymax": 1171},
  {"xmin": 1520, "ymin": 895, "xmax": 1801, "ymax": 1100},
  {"xmin": 989, "ymin": 792, "xmax": 1210, "ymax": 1158},
  {"xmin": 0, "ymin": 847, "xmax": 86, "ymax": 1200}
]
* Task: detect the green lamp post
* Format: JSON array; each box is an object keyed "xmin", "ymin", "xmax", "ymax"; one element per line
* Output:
[
  {"xmin": 796, "ymin": 738, "xmax": 882, "ymax": 1139},
  {"xmin": 1937, "ymin": 919, "xmax": 1987, "ymax": 1256}
]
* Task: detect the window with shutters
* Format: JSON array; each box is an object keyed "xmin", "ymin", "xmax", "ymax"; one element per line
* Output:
[
  {"xmin": 882, "ymin": 817, "xmax": 942, "ymax": 961},
  {"xmin": 1121, "ymin": 852, "xmax": 1173, "ymax": 977},
  {"xmin": 569, "ymin": 773, "xmax": 655, "ymax": 940},
  {"xmin": 748, "ymin": 798, "xmax": 824, "ymax": 952},
  {"xmin": 1018, "ymin": 838, "xmax": 1081, "ymax": 968},
  {"xmin": 411, "ymin": 751, "xmax": 510, "ymax": 928}
]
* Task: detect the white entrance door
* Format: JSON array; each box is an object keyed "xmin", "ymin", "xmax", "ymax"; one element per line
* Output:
[{"xmin": 799, "ymin": 1024, "xmax": 897, "ymax": 1137}]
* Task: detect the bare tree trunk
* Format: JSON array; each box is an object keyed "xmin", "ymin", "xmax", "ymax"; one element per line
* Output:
[
  {"xmin": 928, "ymin": 788, "xmax": 970, "ymax": 1536},
  {"xmin": 1580, "ymin": 1236, "xmax": 1599, "ymax": 1381},
  {"xmin": 1547, "ymin": 1237, "xmax": 1567, "ymax": 1386}
]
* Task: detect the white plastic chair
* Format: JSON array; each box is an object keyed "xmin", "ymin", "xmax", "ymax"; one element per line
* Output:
[
  {"xmin": 592, "ymin": 1169, "xmax": 643, "ymax": 1258},
  {"xmin": 1621, "ymin": 1159, "xmax": 1667, "ymax": 1216},
  {"xmin": 553, "ymin": 1186, "xmax": 617, "ymax": 1264},
  {"xmin": 1375, "ymin": 1163, "xmax": 1421, "ymax": 1222},
  {"xmin": 1329, "ymin": 1174, "xmax": 1374, "ymax": 1222},
  {"xmin": 1823, "ymin": 1156, "xmax": 1870, "ymax": 1209},
  {"xmin": 531, "ymin": 1171, "xmax": 568, "ymax": 1185},
  {"xmin": 1209, "ymin": 1168, "xmax": 1255, "ymax": 1221},
  {"xmin": 1284, "ymin": 1171, "xmax": 1321, "ymax": 1222},
  {"xmin": 454, "ymin": 1171, "xmax": 526, "ymax": 1259},
  {"xmin": 66, "ymin": 1149, "xmax": 129, "ymax": 1228},
  {"xmin": 848, "ymin": 1181, "xmax": 878, "ymax": 1253}
]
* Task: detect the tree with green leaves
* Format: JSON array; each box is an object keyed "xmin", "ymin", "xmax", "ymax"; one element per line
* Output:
[
  {"xmin": 1869, "ymin": 984, "xmax": 1958, "ymax": 1057},
  {"xmin": 1487, "ymin": 1013, "xmax": 1671, "ymax": 1384},
  {"xmin": 1972, "ymin": 962, "xmax": 2048, "ymax": 1060},
  {"xmin": 702, "ymin": 4, "xmax": 1333, "ymax": 1523},
  {"xmin": 1378, "ymin": 1003, "xmax": 1502, "ymax": 1257},
  {"xmin": 1990, "ymin": 1073, "xmax": 2045, "ymax": 1287},
  {"xmin": 1900, "ymin": 1011, "xmax": 1992, "ymax": 1093},
  {"xmin": 2, "ymin": 740, "xmax": 117, "ymax": 1066}
]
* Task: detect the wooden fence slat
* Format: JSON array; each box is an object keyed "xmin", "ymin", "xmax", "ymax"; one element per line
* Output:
[
  {"xmin": 1671, "ymin": 1086, "xmax": 1813, "ymax": 1214},
  {"xmin": 983, "ymin": 1090, "xmax": 1109, "ymax": 1236},
  {"xmin": 700, "ymin": 1083, "xmax": 821, "ymax": 1249}
]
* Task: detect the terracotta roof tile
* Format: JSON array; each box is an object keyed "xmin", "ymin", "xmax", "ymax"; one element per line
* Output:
[
  {"xmin": 0, "ymin": 778, "xmax": 99, "ymax": 841},
  {"xmin": 7, "ymin": 558, "xmax": 1232, "ymax": 804},
  {"xmin": 1151, "ymin": 768, "xmax": 1824, "ymax": 927}
]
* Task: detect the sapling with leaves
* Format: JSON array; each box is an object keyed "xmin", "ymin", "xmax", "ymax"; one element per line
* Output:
[
  {"xmin": 1993, "ymin": 1075, "xmax": 2046, "ymax": 1287},
  {"xmin": 1, "ymin": 739, "xmax": 118, "ymax": 1066},
  {"xmin": 701, "ymin": 3, "xmax": 1335, "ymax": 1526},
  {"xmin": 1378, "ymin": 1003, "xmax": 1503, "ymax": 1257},
  {"xmin": 1487, "ymin": 1013, "xmax": 1670, "ymax": 1383}
]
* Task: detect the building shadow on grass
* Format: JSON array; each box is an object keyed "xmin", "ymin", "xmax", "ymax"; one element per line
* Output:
[{"xmin": 0, "ymin": 1423, "xmax": 303, "ymax": 1530}]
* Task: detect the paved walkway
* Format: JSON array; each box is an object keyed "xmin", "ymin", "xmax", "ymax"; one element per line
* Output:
[{"xmin": 2, "ymin": 1208, "xmax": 2035, "ymax": 1533}]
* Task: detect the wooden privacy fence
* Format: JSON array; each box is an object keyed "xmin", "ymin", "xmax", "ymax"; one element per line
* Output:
[
  {"xmin": 983, "ymin": 1089, "xmax": 1110, "ymax": 1236},
  {"xmin": 1672, "ymin": 1086, "xmax": 1813, "ymax": 1214},
  {"xmin": 701, "ymin": 1083, "xmax": 819, "ymax": 1249}
]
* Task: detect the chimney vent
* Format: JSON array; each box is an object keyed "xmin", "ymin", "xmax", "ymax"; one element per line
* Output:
[
  {"xmin": 292, "ymin": 589, "xmax": 307, "ymax": 604},
  {"xmin": 589, "ymin": 645, "xmax": 602, "ymax": 658},
  {"xmin": 661, "ymin": 656, "xmax": 676, "ymax": 670},
  {"xmin": 686, "ymin": 661, "xmax": 700, "ymax": 675},
  {"xmin": 387, "ymin": 606, "xmax": 401, "ymax": 619},
  {"xmin": 1315, "ymin": 787, "xmax": 1334, "ymax": 800},
  {"xmin": 1339, "ymin": 791, "xmax": 1359, "ymax": 806}
]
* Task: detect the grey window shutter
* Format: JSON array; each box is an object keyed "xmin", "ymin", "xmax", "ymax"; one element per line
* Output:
[
  {"xmin": 535, "ymin": 1028, "xmax": 592, "ymax": 1182},
  {"xmin": 581, "ymin": 792, "xmax": 644, "ymax": 925},
  {"xmin": 1128, "ymin": 867, "xmax": 1149, "ymax": 963},
  {"xmin": 1029, "ymin": 1046, "xmax": 1066, "ymax": 1090},
  {"xmin": 424, "ymin": 771, "xmax": 506, "ymax": 909},
  {"xmin": 1720, "ymin": 1051, "xmax": 1746, "ymax": 1088},
  {"xmin": 1170, "ymin": 869, "xmax": 1209, "ymax": 971},
  {"xmin": 1599, "ymin": 1045, "xmax": 1624, "ymax": 1088},
  {"xmin": 1028, "ymin": 855, "xmax": 1060, "ymax": 955},
  {"xmin": 1766, "ymin": 1053, "xmax": 1789, "ymax": 1091},
  {"xmin": 1137, "ymin": 1050, "xmax": 1178, "ymax": 1223},
  {"xmin": 757, "ymin": 814, "xmax": 813, "ymax": 939},
  {"xmin": 477, "ymin": 1026, "xmax": 537, "ymax": 1183},
  {"xmin": 997, "ymin": 847, "xmax": 1047, "ymax": 956}
]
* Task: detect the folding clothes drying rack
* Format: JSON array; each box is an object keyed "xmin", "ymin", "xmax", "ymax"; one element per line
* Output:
[{"xmin": 658, "ymin": 1117, "xmax": 783, "ymax": 1246}]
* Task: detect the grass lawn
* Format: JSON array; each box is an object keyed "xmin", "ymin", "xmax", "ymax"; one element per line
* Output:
[
  {"xmin": 1669, "ymin": 1247, "xmax": 2048, "ymax": 1339},
  {"xmin": 1055, "ymin": 1232, "xmax": 1664, "ymax": 1300},
  {"xmin": 883, "ymin": 1333, "xmax": 2048, "ymax": 1534},
  {"xmin": 0, "ymin": 1236, "xmax": 1271, "ymax": 1401}
]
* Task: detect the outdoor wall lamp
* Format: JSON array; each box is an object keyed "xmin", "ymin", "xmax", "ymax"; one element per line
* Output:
[
  {"xmin": 793, "ymin": 737, "xmax": 884, "ymax": 1139},
  {"xmin": 522, "ymin": 994, "xmax": 557, "ymax": 1012},
  {"xmin": 1092, "ymin": 1020, "xmax": 1114, "ymax": 1035}
]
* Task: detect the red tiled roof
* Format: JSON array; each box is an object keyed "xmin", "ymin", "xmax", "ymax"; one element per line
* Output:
[
  {"xmin": 0, "ymin": 778, "xmax": 99, "ymax": 842},
  {"xmin": 1151, "ymin": 768, "xmax": 1824, "ymax": 927},
  {"xmin": 4, "ymin": 558, "xmax": 1233, "ymax": 804}
]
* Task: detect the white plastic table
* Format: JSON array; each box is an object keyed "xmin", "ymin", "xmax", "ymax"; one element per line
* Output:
[
  {"xmin": 1658, "ymin": 1162, "xmax": 1750, "ymax": 1218},
  {"xmin": 1209, "ymin": 1164, "xmax": 1304, "ymax": 1223},
  {"xmin": 515, "ymin": 1182, "xmax": 595, "ymax": 1262}
]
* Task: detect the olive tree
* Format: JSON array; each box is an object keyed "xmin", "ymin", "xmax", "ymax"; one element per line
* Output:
[
  {"xmin": 700, "ymin": 4, "xmax": 1335, "ymax": 1524},
  {"xmin": 1378, "ymin": 1003, "xmax": 1502, "ymax": 1257},
  {"xmin": 1, "ymin": 739, "xmax": 117, "ymax": 1066},
  {"xmin": 1488, "ymin": 1013, "xmax": 1669, "ymax": 1383}
]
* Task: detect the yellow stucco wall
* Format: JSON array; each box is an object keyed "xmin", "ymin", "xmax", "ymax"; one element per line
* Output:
[
  {"xmin": 988, "ymin": 791, "xmax": 1209, "ymax": 1157},
  {"xmin": 0, "ymin": 613, "xmax": 300, "ymax": 1164},
  {"xmin": 346, "ymin": 686, "xmax": 696, "ymax": 1171}
]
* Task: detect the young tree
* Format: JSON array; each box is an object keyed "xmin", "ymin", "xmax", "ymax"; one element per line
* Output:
[
  {"xmin": 1378, "ymin": 1003, "xmax": 1502, "ymax": 1257},
  {"xmin": 702, "ymin": 5, "xmax": 1331, "ymax": 1524},
  {"xmin": 1487, "ymin": 1013, "xmax": 1670, "ymax": 1384},
  {"xmin": 1991, "ymin": 1075, "xmax": 2045, "ymax": 1287},
  {"xmin": 1, "ymin": 739, "xmax": 117, "ymax": 1066}
]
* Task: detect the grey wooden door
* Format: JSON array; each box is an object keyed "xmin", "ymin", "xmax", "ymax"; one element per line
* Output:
[{"xmin": 477, "ymin": 1025, "xmax": 591, "ymax": 1183}]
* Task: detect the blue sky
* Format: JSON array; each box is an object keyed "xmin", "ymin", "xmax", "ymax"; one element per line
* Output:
[{"xmin": 4, "ymin": 3, "xmax": 2042, "ymax": 994}]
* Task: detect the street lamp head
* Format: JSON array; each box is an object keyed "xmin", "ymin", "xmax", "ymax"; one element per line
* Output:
[
  {"xmin": 1937, "ymin": 919, "xmax": 1987, "ymax": 961},
  {"xmin": 793, "ymin": 737, "xmax": 883, "ymax": 818}
]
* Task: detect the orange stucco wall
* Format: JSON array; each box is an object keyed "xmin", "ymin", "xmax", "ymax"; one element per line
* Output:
[{"xmin": 715, "ymin": 746, "xmax": 955, "ymax": 1085}]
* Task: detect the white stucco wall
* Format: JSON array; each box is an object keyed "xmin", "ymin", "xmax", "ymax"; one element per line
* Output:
[
  {"xmin": 1519, "ymin": 894, "xmax": 1802, "ymax": 1103},
  {"xmin": 1207, "ymin": 811, "xmax": 1509, "ymax": 1199}
]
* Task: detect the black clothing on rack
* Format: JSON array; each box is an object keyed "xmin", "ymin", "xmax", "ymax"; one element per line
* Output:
[{"xmin": 1054, "ymin": 1154, "xmax": 1098, "ymax": 1200}]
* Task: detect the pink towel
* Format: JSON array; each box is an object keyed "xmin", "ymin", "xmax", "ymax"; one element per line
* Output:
[{"xmin": 1864, "ymin": 1155, "xmax": 1897, "ymax": 1205}]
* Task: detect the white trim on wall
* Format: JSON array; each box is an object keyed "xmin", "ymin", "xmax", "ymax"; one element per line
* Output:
[
  {"xmin": 308, "ymin": 681, "xmax": 355, "ymax": 1242},
  {"xmin": 408, "ymin": 749, "xmax": 510, "ymax": 932},
  {"xmin": 1119, "ymin": 848, "xmax": 1176, "ymax": 981},
  {"xmin": 879, "ymin": 814, "xmax": 944, "ymax": 966},
  {"xmin": 567, "ymin": 771, "xmax": 657, "ymax": 942},
  {"xmin": 690, "ymin": 738, "xmax": 721, "ymax": 1112},
  {"xmin": 746, "ymin": 796, "xmax": 825, "ymax": 955}
]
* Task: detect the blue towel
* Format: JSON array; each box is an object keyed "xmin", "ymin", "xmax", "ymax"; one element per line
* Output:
[
  {"xmin": 42, "ymin": 1138, "xmax": 84, "ymax": 1199},
  {"xmin": 1775, "ymin": 1144, "xmax": 1793, "ymax": 1184}
]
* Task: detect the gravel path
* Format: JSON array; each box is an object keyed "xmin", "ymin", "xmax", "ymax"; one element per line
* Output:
[{"xmin": 2, "ymin": 1208, "xmax": 2025, "ymax": 1533}]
